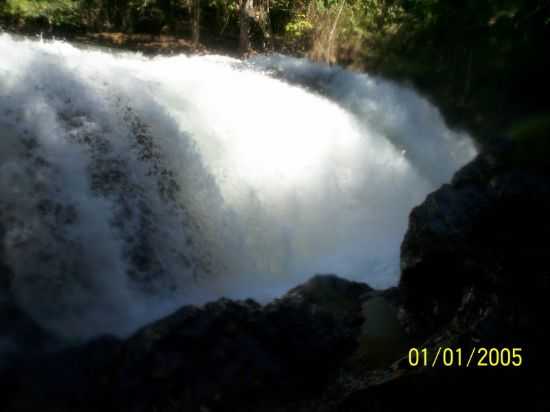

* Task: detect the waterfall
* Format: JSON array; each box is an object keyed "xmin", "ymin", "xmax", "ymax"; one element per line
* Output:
[{"xmin": 0, "ymin": 33, "xmax": 477, "ymax": 339}]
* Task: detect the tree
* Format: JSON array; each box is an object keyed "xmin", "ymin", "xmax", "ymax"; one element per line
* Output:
[
  {"xmin": 191, "ymin": 0, "xmax": 200, "ymax": 46},
  {"xmin": 239, "ymin": 0, "xmax": 253, "ymax": 53},
  {"xmin": 255, "ymin": 0, "xmax": 274, "ymax": 50}
]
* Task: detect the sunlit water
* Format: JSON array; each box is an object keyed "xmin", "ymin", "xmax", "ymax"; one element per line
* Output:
[{"xmin": 0, "ymin": 33, "xmax": 477, "ymax": 339}]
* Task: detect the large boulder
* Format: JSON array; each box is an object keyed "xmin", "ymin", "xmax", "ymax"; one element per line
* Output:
[
  {"xmin": 1, "ymin": 335, "xmax": 122, "ymax": 412},
  {"xmin": 111, "ymin": 274, "xmax": 370, "ymax": 411},
  {"xmin": 399, "ymin": 141, "xmax": 550, "ymax": 340},
  {"xmin": 327, "ymin": 141, "xmax": 550, "ymax": 412},
  {"xmin": 0, "ymin": 275, "xmax": 374, "ymax": 412}
]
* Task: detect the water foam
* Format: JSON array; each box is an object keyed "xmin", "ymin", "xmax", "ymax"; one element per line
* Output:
[{"xmin": 0, "ymin": 33, "xmax": 477, "ymax": 339}]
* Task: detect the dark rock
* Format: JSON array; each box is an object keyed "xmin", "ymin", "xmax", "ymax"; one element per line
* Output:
[
  {"xmin": 325, "ymin": 143, "xmax": 550, "ymax": 412},
  {"xmin": 110, "ymin": 275, "xmax": 370, "ymax": 411},
  {"xmin": 1, "ymin": 272, "xmax": 372, "ymax": 412},
  {"xmin": 2, "ymin": 335, "xmax": 122, "ymax": 412},
  {"xmin": 278, "ymin": 274, "xmax": 372, "ymax": 323},
  {"xmin": 400, "ymin": 143, "xmax": 550, "ymax": 337}
]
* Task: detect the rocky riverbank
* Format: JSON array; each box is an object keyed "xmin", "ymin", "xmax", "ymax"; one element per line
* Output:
[{"xmin": 1, "ymin": 139, "xmax": 548, "ymax": 411}]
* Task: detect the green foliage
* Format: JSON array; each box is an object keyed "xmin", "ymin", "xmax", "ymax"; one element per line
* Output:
[
  {"xmin": 314, "ymin": 0, "xmax": 340, "ymax": 12},
  {"xmin": 284, "ymin": 13, "xmax": 313, "ymax": 40},
  {"xmin": 3, "ymin": 0, "xmax": 79, "ymax": 25}
]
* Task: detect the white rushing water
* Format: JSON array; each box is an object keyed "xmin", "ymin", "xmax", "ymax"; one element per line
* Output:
[{"xmin": 0, "ymin": 33, "xmax": 477, "ymax": 339}]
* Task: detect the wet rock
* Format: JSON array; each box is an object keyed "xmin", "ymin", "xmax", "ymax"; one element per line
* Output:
[
  {"xmin": 277, "ymin": 274, "xmax": 372, "ymax": 323},
  {"xmin": 323, "ymin": 143, "xmax": 550, "ymax": 412},
  {"xmin": 3, "ymin": 335, "xmax": 122, "ymax": 412},
  {"xmin": 113, "ymin": 275, "xmax": 370, "ymax": 411},
  {"xmin": 399, "ymin": 143, "xmax": 550, "ymax": 337}
]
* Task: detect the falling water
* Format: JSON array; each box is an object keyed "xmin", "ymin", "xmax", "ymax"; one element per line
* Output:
[{"xmin": 0, "ymin": 33, "xmax": 477, "ymax": 339}]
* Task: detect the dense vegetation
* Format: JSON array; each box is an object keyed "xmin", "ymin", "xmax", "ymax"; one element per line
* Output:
[{"xmin": 1, "ymin": 0, "xmax": 549, "ymax": 139}]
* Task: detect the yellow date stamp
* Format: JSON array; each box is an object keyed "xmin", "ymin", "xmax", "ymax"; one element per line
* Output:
[{"xmin": 408, "ymin": 347, "xmax": 523, "ymax": 368}]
